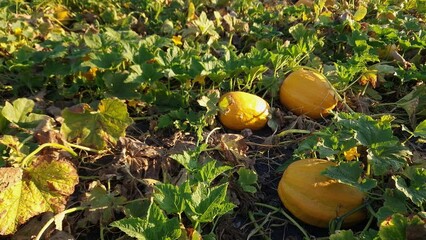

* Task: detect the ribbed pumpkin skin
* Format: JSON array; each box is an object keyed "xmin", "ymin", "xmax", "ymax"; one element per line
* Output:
[
  {"xmin": 218, "ymin": 91, "xmax": 270, "ymax": 131},
  {"xmin": 278, "ymin": 159, "xmax": 366, "ymax": 228},
  {"xmin": 279, "ymin": 69, "xmax": 338, "ymax": 119}
]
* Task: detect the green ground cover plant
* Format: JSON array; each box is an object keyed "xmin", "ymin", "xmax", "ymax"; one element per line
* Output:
[{"xmin": 0, "ymin": 0, "xmax": 425, "ymax": 239}]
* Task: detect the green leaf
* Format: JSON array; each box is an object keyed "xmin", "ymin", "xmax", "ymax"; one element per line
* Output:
[
  {"xmin": 0, "ymin": 159, "xmax": 78, "ymax": 235},
  {"xmin": 144, "ymin": 217, "xmax": 182, "ymax": 240},
  {"xmin": 376, "ymin": 189, "xmax": 408, "ymax": 224},
  {"xmin": 0, "ymin": 107, "xmax": 8, "ymax": 133},
  {"xmin": 61, "ymin": 98, "xmax": 133, "ymax": 150},
  {"xmin": 186, "ymin": 182, "xmax": 235, "ymax": 223},
  {"xmin": 1, "ymin": 98, "xmax": 48, "ymax": 129},
  {"xmin": 195, "ymin": 159, "xmax": 232, "ymax": 183},
  {"xmin": 103, "ymin": 72, "xmax": 142, "ymax": 99},
  {"xmin": 393, "ymin": 167, "xmax": 426, "ymax": 207},
  {"xmin": 170, "ymin": 149, "xmax": 201, "ymax": 172},
  {"xmin": 322, "ymin": 162, "xmax": 377, "ymax": 192},
  {"xmin": 237, "ymin": 168, "xmax": 258, "ymax": 193},
  {"xmin": 81, "ymin": 180, "xmax": 127, "ymax": 224},
  {"xmin": 329, "ymin": 230, "xmax": 357, "ymax": 240},
  {"xmin": 153, "ymin": 182, "xmax": 190, "ymax": 215},
  {"xmin": 111, "ymin": 202, "xmax": 182, "ymax": 240},
  {"xmin": 339, "ymin": 114, "xmax": 411, "ymax": 175},
  {"xmin": 414, "ymin": 120, "xmax": 426, "ymax": 139},
  {"xmin": 110, "ymin": 217, "xmax": 147, "ymax": 240},
  {"xmin": 83, "ymin": 34, "xmax": 102, "ymax": 49},
  {"xmin": 368, "ymin": 143, "xmax": 411, "ymax": 176}
]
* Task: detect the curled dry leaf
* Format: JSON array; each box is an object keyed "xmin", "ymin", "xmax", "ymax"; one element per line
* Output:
[
  {"xmin": 117, "ymin": 137, "xmax": 164, "ymax": 180},
  {"xmin": 218, "ymin": 133, "xmax": 253, "ymax": 166}
]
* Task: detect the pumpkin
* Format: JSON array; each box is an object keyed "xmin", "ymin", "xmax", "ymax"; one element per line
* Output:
[
  {"xmin": 218, "ymin": 91, "xmax": 270, "ymax": 131},
  {"xmin": 278, "ymin": 159, "xmax": 366, "ymax": 228},
  {"xmin": 54, "ymin": 5, "xmax": 71, "ymax": 23},
  {"xmin": 279, "ymin": 69, "xmax": 338, "ymax": 119}
]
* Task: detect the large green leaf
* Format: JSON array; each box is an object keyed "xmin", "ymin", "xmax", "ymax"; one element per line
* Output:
[
  {"xmin": 1, "ymin": 98, "xmax": 48, "ymax": 129},
  {"xmin": 185, "ymin": 182, "xmax": 235, "ymax": 223},
  {"xmin": 322, "ymin": 162, "xmax": 377, "ymax": 192},
  {"xmin": 153, "ymin": 182, "xmax": 190, "ymax": 215},
  {"xmin": 0, "ymin": 159, "xmax": 78, "ymax": 235},
  {"xmin": 111, "ymin": 201, "xmax": 182, "ymax": 240},
  {"xmin": 393, "ymin": 167, "xmax": 426, "ymax": 207},
  {"xmin": 61, "ymin": 98, "xmax": 133, "ymax": 149}
]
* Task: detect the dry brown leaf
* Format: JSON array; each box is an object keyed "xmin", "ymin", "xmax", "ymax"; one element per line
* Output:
[{"xmin": 217, "ymin": 133, "xmax": 253, "ymax": 166}]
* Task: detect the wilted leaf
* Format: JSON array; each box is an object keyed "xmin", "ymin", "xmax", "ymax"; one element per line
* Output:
[
  {"xmin": 359, "ymin": 70, "xmax": 378, "ymax": 88},
  {"xmin": 218, "ymin": 133, "xmax": 250, "ymax": 164},
  {"xmin": 0, "ymin": 158, "xmax": 78, "ymax": 235},
  {"xmin": 61, "ymin": 98, "xmax": 133, "ymax": 150},
  {"xmin": 378, "ymin": 213, "xmax": 425, "ymax": 240},
  {"xmin": 396, "ymin": 85, "xmax": 426, "ymax": 127}
]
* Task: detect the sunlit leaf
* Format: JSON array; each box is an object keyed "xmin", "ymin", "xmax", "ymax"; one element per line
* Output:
[
  {"xmin": 153, "ymin": 182, "xmax": 190, "ymax": 215},
  {"xmin": 61, "ymin": 98, "xmax": 133, "ymax": 150},
  {"xmin": 0, "ymin": 158, "xmax": 78, "ymax": 235},
  {"xmin": 186, "ymin": 182, "xmax": 235, "ymax": 223},
  {"xmin": 1, "ymin": 98, "xmax": 48, "ymax": 129},
  {"xmin": 414, "ymin": 120, "xmax": 426, "ymax": 139},
  {"xmin": 353, "ymin": 5, "xmax": 367, "ymax": 22},
  {"xmin": 378, "ymin": 213, "xmax": 425, "ymax": 240}
]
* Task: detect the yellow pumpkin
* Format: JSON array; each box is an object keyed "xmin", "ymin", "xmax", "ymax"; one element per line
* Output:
[
  {"xmin": 278, "ymin": 159, "xmax": 366, "ymax": 228},
  {"xmin": 54, "ymin": 5, "xmax": 71, "ymax": 23},
  {"xmin": 218, "ymin": 91, "xmax": 270, "ymax": 131},
  {"xmin": 279, "ymin": 69, "xmax": 338, "ymax": 119}
]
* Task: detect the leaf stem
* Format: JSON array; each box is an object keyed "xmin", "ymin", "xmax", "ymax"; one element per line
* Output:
[
  {"xmin": 35, "ymin": 206, "xmax": 86, "ymax": 240},
  {"xmin": 66, "ymin": 142, "xmax": 106, "ymax": 154},
  {"xmin": 21, "ymin": 143, "xmax": 78, "ymax": 167}
]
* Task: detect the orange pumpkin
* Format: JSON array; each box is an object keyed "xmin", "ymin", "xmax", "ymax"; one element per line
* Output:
[
  {"xmin": 279, "ymin": 69, "xmax": 338, "ymax": 119},
  {"xmin": 218, "ymin": 91, "xmax": 270, "ymax": 131},
  {"xmin": 278, "ymin": 159, "xmax": 366, "ymax": 228}
]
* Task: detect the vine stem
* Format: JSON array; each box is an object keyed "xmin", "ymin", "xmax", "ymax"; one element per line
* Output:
[
  {"xmin": 274, "ymin": 129, "xmax": 311, "ymax": 139},
  {"xmin": 21, "ymin": 143, "xmax": 78, "ymax": 167},
  {"xmin": 254, "ymin": 202, "xmax": 311, "ymax": 240},
  {"xmin": 35, "ymin": 206, "xmax": 86, "ymax": 240},
  {"xmin": 66, "ymin": 142, "xmax": 106, "ymax": 154}
]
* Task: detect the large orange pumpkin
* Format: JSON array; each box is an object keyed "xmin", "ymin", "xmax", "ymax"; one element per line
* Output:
[
  {"xmin": 218, "ymin": 91, "xmax": 270, "ymax": 131},
  {"xmin": 279, "ymin": 69, "xmax": 338, "ymax": 119},
  {"xmin": 278, "ymin": 159, "xmax": 366, "ymax": 228}
]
